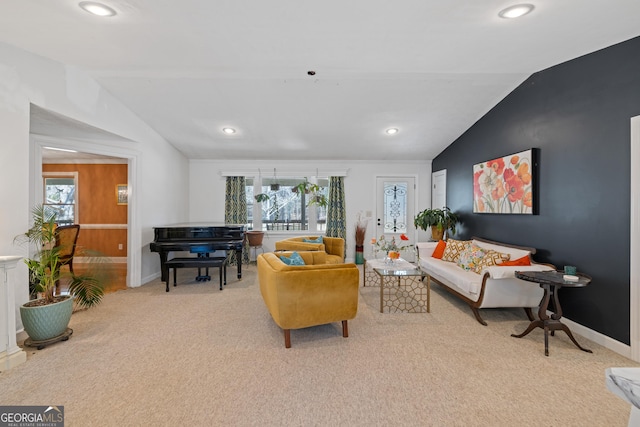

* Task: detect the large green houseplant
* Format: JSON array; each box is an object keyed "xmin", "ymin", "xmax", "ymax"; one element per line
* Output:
[
  {"xmin": 291, "ymin": 179, "xmax": 328, "ymax": 208},
  {"xmin": 414, "ymin": 207, "xmax": 460, "ymax": 241},
  {"xmin": 14, "ymin": 205, "xmax": 109, "ymax": 343}
]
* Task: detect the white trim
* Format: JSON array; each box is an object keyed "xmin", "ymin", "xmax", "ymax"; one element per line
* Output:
[
  {"xmin": 219, "ymin": 168, "xmax": 350, "ymax": 177},
  {"xmin": 631, "ymin": 115, "xmax": 640, "ymax": 362}
]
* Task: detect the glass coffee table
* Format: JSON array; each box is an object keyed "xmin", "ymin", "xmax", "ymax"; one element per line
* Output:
[{"xmin": 373, "ymin": 262, "xmax": 429, "ymax": 313}]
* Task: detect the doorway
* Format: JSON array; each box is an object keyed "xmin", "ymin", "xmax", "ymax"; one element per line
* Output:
[
  {"xmin": 42, "ymin": 153, "xmax": 129, "ymax": 293},
  {"xmin": 432, "ymin": 169, "xmax": 447, "ymax": 210},
  {"xmin": 375, "ymin": 176, "xmax": 417, "ymax": 261},
  {"xmin": 29, "ymin": 105, "xmax": 141, "ymax": 288}
]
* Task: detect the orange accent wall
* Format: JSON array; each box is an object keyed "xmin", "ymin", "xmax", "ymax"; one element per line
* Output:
[{"xmin": 42, "ymin": 164, "xmax": 128, "ymax": 257}]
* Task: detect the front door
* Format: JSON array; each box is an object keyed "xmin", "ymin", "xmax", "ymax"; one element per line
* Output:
[{"xmin": 375, "ymin": 176, "xmax": 416, "ymax": 262}]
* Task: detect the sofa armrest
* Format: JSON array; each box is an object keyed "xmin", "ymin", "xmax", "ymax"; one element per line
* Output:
[
  {"xmin": 416, "ymin": 241, "xmax": 437, "ymax": 258},
  {"xmin": 323, "ymin": 237, "xmax": 345, "ymax": 259},
  {"xmin": 483, "ymin": 264, "xmax": 555, "ymax": 280}
]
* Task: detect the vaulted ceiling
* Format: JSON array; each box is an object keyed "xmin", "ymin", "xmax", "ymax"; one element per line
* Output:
[{"xmin": 2, "ymin": 1, "xmax": 640, "ymax": 161}]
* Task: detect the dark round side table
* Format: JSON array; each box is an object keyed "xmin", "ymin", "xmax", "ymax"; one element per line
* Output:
[{"xmin": 511, "ymin": 270, "xmax": 592, "ymax": 356}]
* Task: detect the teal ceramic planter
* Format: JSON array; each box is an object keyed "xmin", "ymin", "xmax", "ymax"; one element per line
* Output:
[{"xmin": 20, "ymin": 296, "xmax": 73, "ymax": 342}]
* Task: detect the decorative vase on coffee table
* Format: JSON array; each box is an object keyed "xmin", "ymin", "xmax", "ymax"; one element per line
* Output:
[{"xmin": 386, "ymin": 251, "xmax": 400, "ymax": 264}]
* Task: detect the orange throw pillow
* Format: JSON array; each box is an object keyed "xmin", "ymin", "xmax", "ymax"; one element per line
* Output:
[
  {"xmin": 431, "ymin": 240, "xmax": 446, "ymax": 259},
  {"xmin": 500, "ymin": 255, "xmax": 531, "ymax": 266}
]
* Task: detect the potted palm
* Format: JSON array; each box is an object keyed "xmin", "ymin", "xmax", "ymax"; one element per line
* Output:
[
  {"xmin": 414, "ymin": 207, "xmax": 460, "ymax": 241},
  {"xmin": 14, "ymin": 205, "xmax": 109, "ymax": 347}
]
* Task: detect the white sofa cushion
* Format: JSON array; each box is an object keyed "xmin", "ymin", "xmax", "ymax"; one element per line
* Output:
[{"xmin": 420, "ymin": 256, "xmax": 484, "ymax": 295}]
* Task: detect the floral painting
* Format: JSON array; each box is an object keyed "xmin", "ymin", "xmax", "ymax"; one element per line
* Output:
[{"xmin": 473, "ymin": 149, "xmax": 535, "ymax": 214}]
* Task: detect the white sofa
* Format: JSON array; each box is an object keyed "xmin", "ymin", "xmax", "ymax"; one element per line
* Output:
[{"xmin": 416, "ymin": 237, "xmax": 555, "ymax": 325}]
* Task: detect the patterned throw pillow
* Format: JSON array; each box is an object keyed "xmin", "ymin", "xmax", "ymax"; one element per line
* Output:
[
  {"xmin": 279, "ymin": 251, "xmax": 306, "ymax": 266},
  {"xmin": 303, "ymin": 236, "xmax": 323, "ymax": 244},
  {"xmin": 457, "ymin": 245, "xmax": 486, "ymax": 271},
  {"xmin": 441, "ymin": 239, "xmax": 471, "ymax": 263},
  {"xmin": 473, "ymin": 250, "xmax": 511, "ymax": 274}
]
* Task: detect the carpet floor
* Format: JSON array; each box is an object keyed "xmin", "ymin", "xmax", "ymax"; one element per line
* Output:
[{"xmin": 1, "ymin": 263, "xmax": 638, "ymax": 426}]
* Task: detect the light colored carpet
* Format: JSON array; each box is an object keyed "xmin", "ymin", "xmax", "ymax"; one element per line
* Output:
[{"xmin": 1, "ymin": 263, "xmax": 637, "ymax": 426}]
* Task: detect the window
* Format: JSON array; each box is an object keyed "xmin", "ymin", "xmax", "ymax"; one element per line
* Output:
[
  {"xmin": 247, "ymin": 176, "xmax": 328, "ymax": 232},
  {"xmin": 43, "ymin": 173, "xmax": 77, "ymax": 225}
]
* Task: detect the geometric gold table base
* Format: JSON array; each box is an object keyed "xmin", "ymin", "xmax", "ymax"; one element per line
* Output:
[
  {"xmin": 363, "ymin": 259, "xmax": 380, "ymax": 287},
  {"xmin": 379, "ymin": 275, "xmax": 430, "ymax": 313}
]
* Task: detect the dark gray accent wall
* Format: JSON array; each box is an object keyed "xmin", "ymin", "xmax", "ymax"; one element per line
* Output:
[{"xmin": 433, "ymin": 36, "xmax": 640, "ymax": 344}]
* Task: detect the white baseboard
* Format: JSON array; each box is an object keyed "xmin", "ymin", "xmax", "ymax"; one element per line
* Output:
[
  {"xmin": 560, "ymin": 315, "xmax": 632, "ymax": 360},
  {"xmin": 0, "ymin": 348, "xmax": 27, "ymax": 371},
  {"xmin": 141, "ymin": 271, "xmax": 161, "ymax": 286}
]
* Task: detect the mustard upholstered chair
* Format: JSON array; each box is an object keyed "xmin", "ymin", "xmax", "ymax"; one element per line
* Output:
[
  {"xmin": 274, "ymin": 236, "xmax": 345, "ymax": 264},
  {"xmin": 257, "ymin": 251, "xmax": 359, "ymax": 348}
]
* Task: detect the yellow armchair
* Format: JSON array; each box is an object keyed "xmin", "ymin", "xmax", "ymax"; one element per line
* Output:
[
  {"xmin": 257, "ymin": 251, "xmax": 359, "ymax": 348},
  {"xmin": 274, "ymin": 236, "xmax": 345, "ymax": 264}
]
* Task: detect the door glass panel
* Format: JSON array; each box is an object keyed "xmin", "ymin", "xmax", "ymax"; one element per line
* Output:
[{"xmin": 383, "ymin": 181, "xmax": 407, "ymax": 233}]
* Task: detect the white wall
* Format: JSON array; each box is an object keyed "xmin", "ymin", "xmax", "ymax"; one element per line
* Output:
[
  {"xmin": 189, "ymin": 159, "xmax": 433, "ymax": 261},
  {"xmin": 0, "ymin": 42, "xmax": 189, "ymax": 327}
]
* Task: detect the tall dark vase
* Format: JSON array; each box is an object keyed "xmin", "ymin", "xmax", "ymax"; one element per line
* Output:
[{"xmin": 355, "ymin": 245, "xmax": 364, "ymax": 264}]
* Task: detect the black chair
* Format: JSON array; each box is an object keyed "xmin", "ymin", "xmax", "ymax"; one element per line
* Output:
[{"xmin": 54, "ymin": 224, "xmax": 80, "ymax": 294}]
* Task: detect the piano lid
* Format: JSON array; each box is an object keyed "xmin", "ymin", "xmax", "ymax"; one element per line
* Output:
[{"xmin": 153, "ymin": 222, "xmax": 246, "ymax": 229}]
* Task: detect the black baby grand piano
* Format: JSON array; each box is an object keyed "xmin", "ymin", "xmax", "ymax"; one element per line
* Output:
[{"xmin": 150, "ymin": 223, "xmax": 246, "ymax": 283}]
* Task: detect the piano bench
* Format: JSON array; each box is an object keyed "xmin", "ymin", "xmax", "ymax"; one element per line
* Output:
[{"xmin": 164, "ymin": 257, "xmax": 227, "ymax": 292}]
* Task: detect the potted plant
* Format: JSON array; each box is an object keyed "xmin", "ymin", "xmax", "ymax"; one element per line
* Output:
[
  {"xmin": 414, "ymin": 207, "xmax": 459, "ymax": 241},
  {"xmin": 14, "ymin": 205, "xmax": 109, "ymax": 346},
  {"xmin": 292, "ymin": 179, "xmax": 328, "ymax": 208},
  {"xmin": 254, "ymin": 192, "xmax": 280, "ymax": 222}
]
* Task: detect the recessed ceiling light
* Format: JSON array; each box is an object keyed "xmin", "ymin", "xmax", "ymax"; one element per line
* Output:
[
  {"xmin": 386, "ymin": 128, "xmax": 399, "ymax": 135},
  {"xmin": 79, "ymin": 2, "xmax": 117, "ymax": 17},
  {"xmin": 498, "ymin": 4, "xmax": 534, "ymax": 19},
  {"xmin": 222, "ymin": 128, "xmax": 236, "ymax": 134}
]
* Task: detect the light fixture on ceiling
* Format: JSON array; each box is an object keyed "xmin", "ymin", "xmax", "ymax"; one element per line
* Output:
[
  {"xmin": 386, "ymin": 128, "xmax": 399, "ymax": 135},
  {"xmin": 498, "ymin": 3, "xmax": 534, "ymax": 19},
  {"xmin": 43, "ymin": 146, "xmax": 78, "ymax": 153},
  {"xmin": 78, "ymin": 1, "xmax": 117, "ymax": 17},
  {"xmin": 222, "ymin": 127, "xmax": 236, "ymax": 134}
]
